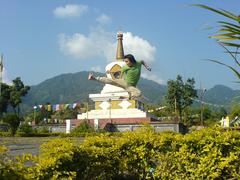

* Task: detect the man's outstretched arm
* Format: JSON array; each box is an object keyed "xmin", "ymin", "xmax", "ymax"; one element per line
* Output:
[{"xmin": 141, "ymin": 60, "xmax": 151, "ymax": 71}]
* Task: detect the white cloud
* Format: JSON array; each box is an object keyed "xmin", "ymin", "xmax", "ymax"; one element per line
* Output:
[
  {"xmin": 59, "ymin": 33, "xmax": 100, "ymax": 59},
  {"xmin": 96, "ymin": 14, "xmax": 111, "ymax": 24},
  {"xmin": 58, "ymin": 27, "xmax": 114, "ymax": 60},
  {"xmin": 58, "ymin": 28, "xmax": 156, "ymax": 64},
  {"xmin": 123, "ymin": 32, "xmax": 156, "ymax": 63},
  {"xmin": 54, "ymin": 4, "xmax": 88, "ymax": 18},
  {"xmin": 141, "ymin": 72, "xmax": 164, "ymax": 85},
  {"xmin": 90, "ymin": 66, "xmax": 102, "ymax": 72},
  {"xmin": 58, "ymin": 29, "xmax": 161, "ymax": 84}
]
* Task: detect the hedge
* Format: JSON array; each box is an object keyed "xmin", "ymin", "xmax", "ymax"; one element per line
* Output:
[{"xmin": 0, "ymin": 127, "xmax": 240, "ymax": 179}]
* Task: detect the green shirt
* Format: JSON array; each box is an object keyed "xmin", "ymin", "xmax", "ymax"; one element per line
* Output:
[{"xmin": 121, "ymin": 61, "xmax": 142, "ymax": 86}]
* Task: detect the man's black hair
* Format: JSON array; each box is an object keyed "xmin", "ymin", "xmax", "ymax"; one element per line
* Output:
[{"xmin": 124, "ymin": 54, "xmax": 136, "ymax": 64}]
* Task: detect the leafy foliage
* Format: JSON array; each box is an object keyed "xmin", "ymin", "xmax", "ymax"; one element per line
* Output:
[
  {"xmin": 1, "ymin": 127, "xmax": 240, "ymax": 179},
  {"xmin": 229, "ymin": 103, "xmax": 240, "ymax": 119},
  {"xmin": 0, "ymin": 78, "xmax": 30, "ymax": 135},
  {"xmin": 0, "ymin": 77, "xmax": 30, "ymax": 117},
  {"xmin": 195, "ymin": 4, "xmax": 240, "ymax": 81},
  {"xmin": 71, "ymin": 120, "xmax": 95, "ymax": 134},
  {"xmin": 2, "ymin": 114, "xmax": 22, "ymax": 135},
  {"xmin": 9, "ymin": 77, "xmax": 30, "ymax": 115},
  {"xmin": 17, "ymin": 123, "xmax": 34, "ymax": 135},
  {"xmin": 51, "ymin": 108, "xmax": 79, "ymax": 121},
  {"xmin": 165, "ymin": 75, "xmax": 198, "ymax": 121},
  {"xmin": 0, "ymin": 83, "xmax": 11, "ymax": 116},
  {"xmin": 194, "ymin": 4, "xmax": 240, "ymax": 47}
]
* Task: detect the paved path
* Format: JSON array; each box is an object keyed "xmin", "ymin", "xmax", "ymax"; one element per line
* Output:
[{"xmin": 0, "ymin": 137, "xmax": 84, "ymax": 156}]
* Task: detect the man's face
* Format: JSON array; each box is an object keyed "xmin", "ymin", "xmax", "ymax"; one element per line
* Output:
[{"xmin": 124, "ymin": 58, "xmax": 133, "ymax": 67}]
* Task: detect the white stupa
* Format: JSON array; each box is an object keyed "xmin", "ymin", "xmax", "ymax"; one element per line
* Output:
[{"xmin": 77, "ymin": 32, "xmax": 154, "ymax": 127}]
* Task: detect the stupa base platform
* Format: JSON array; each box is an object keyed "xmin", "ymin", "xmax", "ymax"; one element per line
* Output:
[
  {"xmin": 71, "ymin": 118, "xmax": 187, "ymax": 133},
  {"xmin": 109, "ymin": 121, "xmax": 187, "ymax": 133}
]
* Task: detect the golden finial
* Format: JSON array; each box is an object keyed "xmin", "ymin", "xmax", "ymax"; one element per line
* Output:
[{"xmin": 116, "ymin": 31, "xmax": 124, "ymax": 61}]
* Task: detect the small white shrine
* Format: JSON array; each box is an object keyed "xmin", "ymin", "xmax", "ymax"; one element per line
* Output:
[{"xmin": 77, "ymin": 32, "xmax": 154, "ymax": 128}]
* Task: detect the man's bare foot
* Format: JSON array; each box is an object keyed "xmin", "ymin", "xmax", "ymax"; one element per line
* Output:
[{"xmin": 88, "ymin": 72, "xmax": 95, "ymax": 80}]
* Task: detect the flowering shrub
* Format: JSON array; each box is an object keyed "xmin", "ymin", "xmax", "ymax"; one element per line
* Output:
[{"xmin": 0, "ymin": 127, "xmax": 240, "ymax": 179}]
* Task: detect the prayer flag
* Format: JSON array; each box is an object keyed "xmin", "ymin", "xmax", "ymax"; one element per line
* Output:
[
  {"xmin": 73, "ymin": 103, "xmax": 77, "ymax": 109},
  {"xmin": 52, "ymin": 104, "xmax": 57, "ymax": 111},
  {"xmin": 47, "ymin": 104, "xmax": 52, "ymax": 111},
  {"xmin": 64, "ymin": 104, "xmax": 69, "ymax": 109},
  {"xmin": 56, "ymin": 104, "xmax": 60, "ymax": 111}
]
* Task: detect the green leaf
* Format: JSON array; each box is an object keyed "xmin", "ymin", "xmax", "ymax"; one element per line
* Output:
[
  {"xmin": 207, "ymin": 59, "xmax": 240, "ymax": 80},
  {"xmin": 219, "ymin": 43, "xmax": 240, "ymax": 67},
  {"xmin": 218, "ymin": 21, "xmax": 240, "ymax": 29},
  {"xmin": 220, "ymin": 25, "xmax": 240, "ymax": 34},
  {"xmin": 211, "ymin": 34, "xmax": 239, "ymax": 41},
  {"xmin": 192, "ymin": 4, "xmax": 239, "ymax": 21},
  {"xmin": 221, "ymin": 42, "xmax": 240, "ymax": 48}
]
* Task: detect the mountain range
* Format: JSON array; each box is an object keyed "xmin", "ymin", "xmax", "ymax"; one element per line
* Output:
[{"xmin": 22, "ymin": 71, "xmax": 240, "ymax": 112}]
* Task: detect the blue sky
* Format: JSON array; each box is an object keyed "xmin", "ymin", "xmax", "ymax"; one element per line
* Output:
[{"xmin": 0, "ymin": 0, "xmax": 240, "ymax": 90}]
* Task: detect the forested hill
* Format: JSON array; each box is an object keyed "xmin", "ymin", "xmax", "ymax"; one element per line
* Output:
[
  {"xmin": 22, "ymin": 71, "xmax": 240, "ymax": 110},
  {"xmin": 203, "ymin": 85, "xmax": 240, "ymax": 106},
  {"xmin": 22, "ymin": 71, "xmax": 167, "ymax": 107}
]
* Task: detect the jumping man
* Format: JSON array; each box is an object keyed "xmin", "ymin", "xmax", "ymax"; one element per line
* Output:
[{"xmin": 88, "ymin": 54, "xmax": 151, "ymax": 99}]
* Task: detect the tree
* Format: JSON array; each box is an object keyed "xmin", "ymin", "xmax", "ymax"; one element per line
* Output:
[
  {"xmin": 217, "ymin": 107, "xmax": 228, "ymax": 118},
  {"xmin": 51, "ymin": 108, "xmax": 78, "ymax": 123},
  {"xmin": 2, "ymin": 114, "xmax": 22, "ymax": 135},
  {"xmin": 71, "ymin": 120, "xmax": 94, "ymax": 133},
  {"xmin": 9, "ymin": 77, "xmax": 30, "ymax": 115},
  {"xmin": 0, "ymin": 83, "xmax": 11, "ymax": 116},
  {"xmin": 230, "ymin": 103, "xmax": 240, "ymax": 120},
  {"xmin": 0, "ymin": 77, "xmax": 30, "ymax": 134},
  {"xmin": 165, "ymin": 75, "xmax": 198, "ymax": 122},
  {"xmin": 195, "ymin": 4, "xmax": 240, "ymax": 81}
]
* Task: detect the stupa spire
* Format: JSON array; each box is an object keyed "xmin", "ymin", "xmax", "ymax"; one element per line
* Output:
[{"xmin": 116, "ymin": 32, "xmax": 124, "ymax": 61}]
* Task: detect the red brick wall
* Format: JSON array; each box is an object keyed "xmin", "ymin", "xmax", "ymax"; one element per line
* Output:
[{"xmin": 72, "ymin": 118, "xmax": 151, "ymax": 129}]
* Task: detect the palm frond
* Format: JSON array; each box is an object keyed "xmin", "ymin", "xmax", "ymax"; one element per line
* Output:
[
  {"xmin": 221, "ymin": 42, "xmax": 240, "ymax": 48},
  {"xmin": 219, "ymin": 43, "xmax": 240, "ymax": 66},
  {"xmin": 195, "ymin": 4, "xmax": 240, "ymax": 83},
  {"xmin": 211, "ymin": 34, "xmax": 239, "ymax": 41},
  {"xmin": 207, "ymin": 59, "xmax": 240, "ymax": 79},
  {"xmin": 218, "ymin": 21, "xmax": 240, "ymax": 29},
  {"xmin": 193, "ymin": 4, "xmax": 239, "ymax": 21},
  {"xmin": 221, "ymin": 9, "xmax": 240, "ymax": 21},
  {"xmin": 220, "ymin": 25, "xmax": 240, "ymax": 32}
]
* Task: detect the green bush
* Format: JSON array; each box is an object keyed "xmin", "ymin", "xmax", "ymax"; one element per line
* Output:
[
  {"xmin": 16, "ymin": 124, "xmax": 61, "ymax": 137},
  {"xmin": 49, "ymin": 127, "xmax": 240, "ymax": 179},
  {"xmin": 29, "ymin": 138, "xmax": 78, "ymax": 179},
  {"xmin": 0, "ymin": 123, "xmax": 9, "ymax": 132},
  {"xmin": 2, "ymin": 114, "xmax": 21, "ymax": 135},
  {"xmin": 71, "ymin": 121, "xmax": 95, "ymax": 134},
  {"xmin": 153, "ymin": 128, "xmax": 240, "ymax": 179},
  {"xmin": 0, "ymin": 131, "xmax": 11, "ymax": 137},
  {"xmin": 1, "ymin": 127, "xmax": 240, "ymax": 179},
  {"xmin": 15, "ymin": 132, "xmax": 60, "ymax": 137},
  {"xmin": 17, "ymin": 123, "xmax": 33, "ymax": 135},
  {"xmin": 0, "ymin": 145, "xmax": 36, "ymax": 179},
  {"xmin": 34, "ymin": 126, "xmax": 50, "ymax": 133}
]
